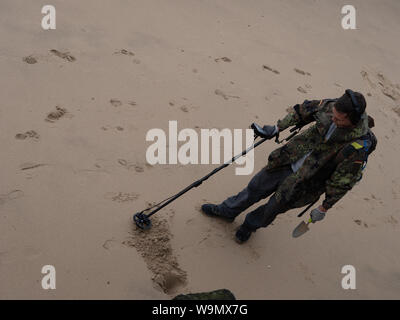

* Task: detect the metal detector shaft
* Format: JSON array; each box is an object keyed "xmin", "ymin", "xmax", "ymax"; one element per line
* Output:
[{"xmin": 145, "ymin": 137, "xmax": 268, "ymax": 218}]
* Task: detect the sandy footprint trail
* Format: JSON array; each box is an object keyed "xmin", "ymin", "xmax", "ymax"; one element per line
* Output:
[{"xmin": 123, "ymin": 216, "xmax": 187, "ymax": 295}]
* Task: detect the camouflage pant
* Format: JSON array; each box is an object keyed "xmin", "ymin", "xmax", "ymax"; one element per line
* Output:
[{"xmin": 217, "ymin": 165, "xmax": 293, "ymax": 230}]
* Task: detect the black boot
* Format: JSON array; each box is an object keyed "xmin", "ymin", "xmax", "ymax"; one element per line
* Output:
[
  {"xmin": 235, "ymin": 223, "xmax": 255, "ymax": 244},
  {"xmin": 201, "ymin": 204, "xmax": 234, "ymax": 222}
]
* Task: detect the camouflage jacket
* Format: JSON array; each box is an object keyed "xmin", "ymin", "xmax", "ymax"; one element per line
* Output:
[{"xmin": 266, "ymin": 99, "xmax": 376, "ymax": 210}]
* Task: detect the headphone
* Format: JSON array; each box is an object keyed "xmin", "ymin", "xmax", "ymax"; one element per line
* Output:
[{"xmin": 345, "ymin": 89, "xmax": 363, "ymax": 124}]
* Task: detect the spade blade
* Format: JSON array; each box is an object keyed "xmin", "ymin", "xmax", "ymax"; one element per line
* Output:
[{"xmin": 292, "ymin": 221, "xmax": 310, "ymax": 238}]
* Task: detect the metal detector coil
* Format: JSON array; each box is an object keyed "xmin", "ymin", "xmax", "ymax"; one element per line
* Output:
[{"xmin": 133, "ymin": 212, "xmax": 152, "ymax": 230}]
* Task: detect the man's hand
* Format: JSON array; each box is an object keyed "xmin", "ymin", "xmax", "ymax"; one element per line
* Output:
[
  {"xmin": 310, "ymin": 205, "xmax": 327, "ymax": 223},
  {"xmin": 250, "ymin": 123, "xmax": 278, "ymax": 139}
]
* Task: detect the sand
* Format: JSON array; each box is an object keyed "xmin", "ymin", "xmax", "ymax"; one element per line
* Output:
[{"xmin": 0, "ymin": 0, "xmax": 400, "ymax": 299}]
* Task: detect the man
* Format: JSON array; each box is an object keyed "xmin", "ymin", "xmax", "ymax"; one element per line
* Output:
[{"xmin": 201, "ymin": 89, "xmax": 377, "ymax": 243}]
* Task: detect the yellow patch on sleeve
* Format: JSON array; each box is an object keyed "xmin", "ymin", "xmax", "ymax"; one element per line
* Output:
[{"xmin": 351, "ymin": 142, "xmax": 363, "ymax": 150}]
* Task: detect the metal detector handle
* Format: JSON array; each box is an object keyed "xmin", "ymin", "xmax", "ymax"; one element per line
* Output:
[{"xmin": 275, "ymin": 123, "xmax": 304, "ymax": 144}]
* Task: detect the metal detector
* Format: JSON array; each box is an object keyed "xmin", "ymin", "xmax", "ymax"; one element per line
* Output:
[{"xmin": 133, "ymin": 123, "xmax": 302, "ymax": 230}]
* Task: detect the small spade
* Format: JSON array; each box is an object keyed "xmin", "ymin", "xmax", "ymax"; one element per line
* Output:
[{"xmin": 292, "ymin": 218, "xmax": 313, "ymax": 238}]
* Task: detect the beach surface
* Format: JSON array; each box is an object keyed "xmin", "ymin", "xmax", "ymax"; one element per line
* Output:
[{"xmin": 0, "ymin": 0, "xmax": 400, "ymax": 299}]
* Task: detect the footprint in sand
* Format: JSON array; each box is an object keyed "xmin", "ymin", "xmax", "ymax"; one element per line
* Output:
[
  {"xmin": 114, "ymin": 49, "xmax": 135, "ymax": 56},
  {"xmin": 117, "ymin": 159, "xmax": 145, "ymax": 172},
  {"xmin": 133, "ymin": 165, "xmax": 144, "ymax": 172},
  {"xmin": 214, "ymin": 89, "xmax": 240, "ymax": 100},
  {"xmin": 214, "ymin": 57, "xmax": 232, "ymax": 63},
  {"xmin": 110, "ymin": 99, "xmax": 123, "ymax": 107},
  {"xmin": 45, "ymin": 106, "xmax": 68, "ymax": 122},
  {"xmin": 50, "ymin": 49, "xmax": 76, "ymax": 62},
  {"xmin": 123, "ymin": 216, "xmax": 187, "ymax": 295},
  {"xmin": 102, "ymin": 239, "xmax": 116, "ymax": 250},
  {"xmin": 361, "ymin": 70, "xmax": 400, "ymax": 117},
  {"xmin": 377, "ymin": 73, "xmax": 400, "ymax": 101},
  {"xmin": 361, "ymin": 69, "xmax": 400, "ymax": 102},
  {"xmin": 383, "ymin": 215, "xmax": 399, "ymax": 227},
  {"xmin": 22, "ymin": 55, "xmax": 38, "ymax": 64},
  {"xmin": 180, "ymin": 106, "xmax": 189, "ymax": 113},
  {"xmin": 15, "ymin": 130, "xmax": 40, "ymax": 141},
  {"xmin": 353, "ymin": 219, "xmax": 369, "ymax": 228},
  {"xmin": 294, "ymin": 68, "xmax": 311, "ymax": 76},
  {"xmin": 361, "ymin": 70, "xmax": 377, "ymax": 89},
  {"xmin": 118, "ymin": 159, "xmax": 128, "ymax": 167},
  {"xmin": 262, "ymin": 65, "xmax": 280, "ymax": 74},
  {"xmin": 101, "ymin": 125, "xmax": 124, "ymax": 132},
  {"xmin": 104, "ymin": 192, "xmax": 140, "ymax": 203},
  {"xmin": 297, "ymin": 86, "xmax": 307, "ymax": 94},
  {"xmin": 109, "ymin": 99, "xmax": 137, "ymax": 107}
]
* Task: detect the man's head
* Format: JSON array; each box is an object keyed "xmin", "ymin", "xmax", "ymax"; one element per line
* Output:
[{"xmin": 332, "ymin": 90, "xmax": 366, "ymax": 128}]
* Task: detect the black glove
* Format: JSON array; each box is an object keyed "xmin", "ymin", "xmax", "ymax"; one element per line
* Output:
[{"xmin": 251, "ymin": 123, "xmax": 278, "ymax": 139}]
